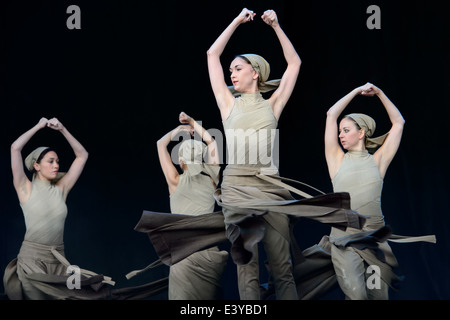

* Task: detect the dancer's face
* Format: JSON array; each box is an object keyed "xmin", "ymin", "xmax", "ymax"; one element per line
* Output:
[
  {"xmin": 34, "ymin": 151, "xmax": 60, "ymax": 181},
  {"xmin": 229, "ymin": 57, "xmax": 258, "ymax": 93},
  {"xmin": 338, "ymin": 118, "xmax": 365, "ymax": 150}
]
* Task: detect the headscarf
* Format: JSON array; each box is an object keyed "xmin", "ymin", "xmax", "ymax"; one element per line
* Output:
[
  {"xmin": 346, "ymin": 113, "xmax": 389, "ymax": 149},
  {"xmin": 228, "ymin": 54, "xmax": 281, "ymax": 96},
  {"xmin": 24, "ymin": 146, "xmax": 65, "ymax": 182},
  {"xmin": 178, "ymin": 139, "xmax": 208, "ymax": 176},
  {"xmin": 25, "ymin": 146, "xmax": 50, "ymax": 172}
]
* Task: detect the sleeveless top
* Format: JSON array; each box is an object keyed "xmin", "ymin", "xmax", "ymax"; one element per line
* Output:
[
  {"xmin": 21, "ymin": 178, "xmax": 68, "ymax": 245},
  {"xmin": 332, "ymin": 150, "xmax": 384, "ymax": 229},
  {"xmin": 222, "ymin": 92, "xmax": 278, "ymax": 171},
  {"xmin": 170, "ymin": 164, "xmax": 220, "ymax": 216},
  {"xmin": 219, "ymin": 92, "xmax": 291, "ymax": 239}
]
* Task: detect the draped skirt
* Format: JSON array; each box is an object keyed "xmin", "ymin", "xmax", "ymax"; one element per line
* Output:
[
  {"xmin": 3, "ymin": 240, "xmax": 169, "ymax": 300},
  {"xmin": 132, "ymin": 167, "xmax": 436, "ymax": 299},
  {"xmin": 3, "ymin": 240, "xmax": 113, "ymax": 300}
]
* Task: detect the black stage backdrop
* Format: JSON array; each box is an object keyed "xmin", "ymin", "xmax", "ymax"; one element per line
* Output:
[{"xmin": 1, "ymin": 0, "xmax": 449, "ymax": 302}]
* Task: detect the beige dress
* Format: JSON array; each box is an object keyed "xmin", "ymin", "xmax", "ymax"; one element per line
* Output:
[
  {"xmin": 168, "ymin": 164, "xmax": 229, "ymax": 300},
  {"xmin": 217, "ymin": 92, "xmax": 366, "ymax": 300},
  {"xmin": 3, "ymin": 178, "xmax": 113, "ymax": 300},
  {"xmin": 329, "ymin": 150, "xmax": 397, "ymax": 299},
  {"xmin": 219, "ymin": 92, "xmax": 298, "ymax": 300}
]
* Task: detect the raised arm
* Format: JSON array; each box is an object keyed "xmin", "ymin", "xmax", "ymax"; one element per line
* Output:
[
  {"xmin": 179, "ymin": 112, "xmax": 219, "ymax": 165},
  {"xmin": 262, "ymin": 10, "xmax": 302, "ymax": 120},
  {"xmin": 157, "ymin": 125, "xmax": 193, "ymax": 195},
  {"xmin": 324, "ymin": 86, "xmax": 363, "ymax": 179},
  {"xmin": 11, "ymin": 118, "xmax": 48, "ymax": 203},
  {"xmin": 50, "ymin": 118, "xmax": 89, "ymax": 200},
  {"xmin": 207, "ymin": 8, "xmax": 255, "ymax": 120},
  {"xmin": 364, "ymin": 84, "xmax": 405, "ymax": 178}
]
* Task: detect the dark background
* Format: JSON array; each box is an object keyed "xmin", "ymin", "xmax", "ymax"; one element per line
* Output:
[{"xmin": 1, "ymin": 0, "xmax": 449, "ymax": 301}]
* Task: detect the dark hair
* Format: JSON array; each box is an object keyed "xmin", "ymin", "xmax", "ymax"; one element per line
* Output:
[
  {"xmin": 235, "ymin": 55, "xmax": 252, "ymax": 65},
  {"xmin": 31, "ymin": 148, "xmax": 54, "ymax": 173}
]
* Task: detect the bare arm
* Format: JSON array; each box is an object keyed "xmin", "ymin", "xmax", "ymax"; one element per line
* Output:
[
  {"xmin": 206, "ymin": 8, "xmax": 255, "ymax": 120},
  {"xmin": 179, "ymin": 112, "xmax": 219, "ymax": 165},
  {"xmin": 263, "ymin": 10, "xmax": 302, "ymax": 120},
  {"xmin": 50, "ymin": 118, "xmax": 89, "ymax": 200},
  {"xmin": 157, "ymin": 125, "xmax": 193, "ymax": 195},
  {"xmin": 365, "ymin": 85, "xmax": 405, "ymax": 178},
  {"xmin": 11, "ymin": 118, "xmax": 48, "ymax": 203},
  {"xmin": 325, "ymin": 87, "xmax": 363, "ymax": 179}
]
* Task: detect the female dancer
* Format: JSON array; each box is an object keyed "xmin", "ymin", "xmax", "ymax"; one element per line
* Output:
[
  {"xmin": 4, "ymin": 117, "xmax": 114, "ymax": 299},
  {"xmin": 156, "ymin": 111, "xmax": 228, "ymax": 299},
  {"xmin": 324, "ymin": 82, "xmax": 404, "ymax": 299},
  {"xmin": 207, "ymin": 8, "xmax": 300, "ymax": 300},
  {"xmin": 206, "ymin": 8, "xmax": 365, "ymax": 300}
]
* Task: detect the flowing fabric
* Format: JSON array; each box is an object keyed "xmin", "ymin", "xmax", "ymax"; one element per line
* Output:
[
  {"xmin": 133, "ymin": 170, "xmax": 371, "ymax": 300},
  {"xmin": 217, "ymin": 167, "xmax": 367, "ymax": 265},
  {"xmin": 328, "ymin": 150, "xmax": 436, "ymax": 298},
  {"xmin": 3, "ymin": 178, "xmax": 167, "ymax": 300},
  {"xmin": 3, "ymin": 241, "xmax": 113, "ymax": 300},
  {"xmin": 133, "ymin": 193, "xmax": 399, "ymax": 299},
  {"xmin": 261, "ymin": 225, "xmax": 396, "ymax": 299},
  {"xmin": 128, "ymin": 163, "xmax": 229, "ymax": 300},
  {"xmin": 131, "ymin": 153, "xmax": 435, "ymax": 300}
]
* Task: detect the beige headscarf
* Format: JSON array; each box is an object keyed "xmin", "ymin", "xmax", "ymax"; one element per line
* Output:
[
  {"xmin": 25, "ymin": 146, "xmax": 50, "ymax": 172},
  {"xmin": 346, "ymin": 113, "xmax": 389, "ymax": 149},
  {"xmin": 178, "ymin": 139, "xmax": 208, "ymax": 176},
  {"xmin": 228, "ymin": 54, "xmax": 281, "ymax": 96},
  {"xmin": 24, "ymin": 146, "xmax": 65, "ymax": 182}
]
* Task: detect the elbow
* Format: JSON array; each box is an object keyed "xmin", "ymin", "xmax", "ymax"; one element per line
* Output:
[
  {"xmin": 206, "ymin": 48, "xmax": 219, "ymax": 59},
  {"xmin": 156, "ymin": 139, "xmax": 167, "ymax": 151},
  {"xmin": 395, "ymin": 113, "xmax": 405, "ymax": 127},
  {"xmin": 286, "ymin": 56, "xmax": 301, "ymax": 75},
  {"xmin": 10, "ymin": 141, "xmax": 23, "ymax": 154},
  {"xmin": 11, "ymin": 142, "xmax": 19, "ymax": 153},
  {"xmin": 289, "ymin": 58, "xmax": 302, "ymax": 76},
  {"xmin": 79, "ymin": 150, "xmax": 89, "ymax": 161},
  {"xmin": 296, "ymin": 55, "xmax": 302, "ymax": 68},
  {"xmin": 290, "ymin": 54, "xmax": 302, "ymax": 69},
  {"xmin": 293, "ymin": 60, "xmax": 301, "ymax": 73},
  {"xmin": 326, "ymin": 109, "xmax": 336, "ymax": 120},
  {"xmin": 392, "ymin": 117, "xmax": 405, "ymax": 131}
]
